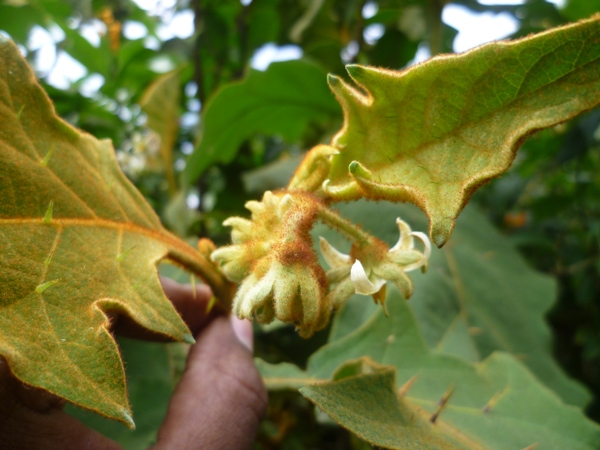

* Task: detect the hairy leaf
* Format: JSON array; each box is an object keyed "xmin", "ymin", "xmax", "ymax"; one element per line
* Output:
[
  {"xmin": 258, "ymin": 291, "xmax": 600, "ymax": 449},
  {"xmin": 65, "ymin": 339, "xmax": 178, "ymax": 449},
  {"xmin": 0, "ymin": 39, "xmax": 222, "ymax": 425},
  {"xmin": 301, "ymin": 358, "xmax": 475, "ymax": 450},
  {"xmin": 183, "ymin": 59, "xmax": 342, "ymax": 183},
  {"xmin": 314, "ymin": 200, "xmax": 590, "ymax": 407},
  {"xmin": 322, "ymin": 15, "xmax": 600, "ymax": 247}
]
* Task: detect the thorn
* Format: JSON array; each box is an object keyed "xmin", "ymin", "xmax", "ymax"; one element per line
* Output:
[
  {"xmin": 40, "ymin": 146, "xmax": 54, "ymax": 167},
  {"xmin": 35, "ymin": 279, "xmax": 60, "ymax": 294},
  {"xmin": 43, "ymin": 201, "xmax": 54, "ymax": 224},
  {"xmin": 398, "ymin": 374, "xmax": 418, "ymax": 397},
  {"xmin": 182, "ymin": 333, "xmax": 196, "ymax": 345},
  {"xmin": 522, "ymin": 444, "xmax": 538, "ymax": 450},
  {"xmin": 205, "ymin": 296, "xmax": 217, "ymax": 314},
  {"xmin": 44, "ymin": 248, "xmax": 56, "ymax": 267},
  {"xmin": 16, "ymin": 104, "xmax": 24, "ymax": 120},
  {"xmin": 190, "ymin": 275, "xmax": 196, "ymax": 300},
  {"xmin": 116, "ymin": 246, "xmax": 136, "ymax": 262},
  {"xmin": 430, "ymin": 385, "xmax": 455, "ymax": 424},
  {"xmin": 482, "ymin": 391, "xmax": 501, "ymax": 414},
  {"xmin": 121, "ymin": 409, "xmax": 135, "ymax": 429}
]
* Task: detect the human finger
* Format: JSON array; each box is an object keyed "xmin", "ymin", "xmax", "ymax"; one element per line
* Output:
[{"xmin": 151, "ymin": 316, "xmax": 267, "ymax": 450}]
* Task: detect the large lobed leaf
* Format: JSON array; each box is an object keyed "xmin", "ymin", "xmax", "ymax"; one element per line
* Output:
[
  {"xmin": 0, "ymin": 38, "xmax": 223, "ymax": 425},
  {"xmin": 183, "ymin": 59, "xmax": 342, "ymax": 183},
  {"xmin": 314, "ymin": 200, "xmax": 590, "ymax": 407},
  {"xmin": 323, "ymin": 15, "xmax": 600, "ymax": 247},
  {"xmin": 258, "ymin": 291, "xmax": 600, "ymax": 449}
]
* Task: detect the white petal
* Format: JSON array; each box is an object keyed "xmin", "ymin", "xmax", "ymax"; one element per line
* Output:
[
  {"xmin": 351, "ymin": 260, "xmax": 386, "ymax": 295},
  {"xmin": 319, "ymin": 237, "xmax": 352, "ymax": 268},
  {"xmin": 403, "ymin": 231, "xmax": 432, "ymax": 272},
  {"xmin": 389, "ymin": 218, "xmax": 414, "ymax": 252}
]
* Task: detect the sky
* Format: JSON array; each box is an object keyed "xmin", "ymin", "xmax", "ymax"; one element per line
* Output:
[{"xmin": 15, "ymin": 0, "xmax": 567, "ymax": 94}]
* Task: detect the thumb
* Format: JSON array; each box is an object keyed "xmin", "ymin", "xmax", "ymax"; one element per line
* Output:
[{"xmin": 151, "ymin": 316, "xmax": 268, "ymax": 450}]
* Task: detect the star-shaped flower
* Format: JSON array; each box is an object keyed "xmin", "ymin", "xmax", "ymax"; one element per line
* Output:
[{"xmin": 320, "ymin": 218, "xmax": 430, "ymax": 310}]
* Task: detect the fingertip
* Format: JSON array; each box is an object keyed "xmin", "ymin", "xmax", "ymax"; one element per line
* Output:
[{"xmin": 230, "ymin": 315, "xmax": 254, "ymax": 352}]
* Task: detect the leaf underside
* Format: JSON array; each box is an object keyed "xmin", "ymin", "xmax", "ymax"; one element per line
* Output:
[
  {"xmin": 0, "ymin": 38, "xmax": 200, "ymax": 425},
  {"xmin": 324, "ymin": 15, "xmax": 600, "ymax": 247},
  {"xmin": 258, "ymin": 291, "xmax": 600, "ymax": 449}
]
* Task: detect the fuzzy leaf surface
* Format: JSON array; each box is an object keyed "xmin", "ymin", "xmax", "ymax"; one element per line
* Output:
[
  {"xmin": 301, "ymin": 358, "xmax": 474, "ymax": 449},
  {"xmin": 0, "ymin": 39, "xmax": 211, "ymax": 425},
  {"xmin": 183, "ymin": 60, "xmax": 342, "ymax": 183},
  {"xmin": 314, "ymin": 200, "xmax": 590, "ymax": 407},
  {"xmin": 258, "ymin": 292, "xmax": 600, "ymax": 449},
  {"xmin": 324, "ymin": 16, "xmax": 600, "ymax": 246}
]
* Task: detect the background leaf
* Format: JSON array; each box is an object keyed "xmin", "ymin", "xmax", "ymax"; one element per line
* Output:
[
  {"xmin": 259, "ymin": 291, "xmax": 600, "ymax": 449},
  {"xmin": 183, "ymin": 59, "xmax": 342, "ymax": 183},
  {"xmin": 139, "ymin": 68, "xmax": 183, "ymax": 195},
  {"xmin": 314, "ymin": 200, "xmax": 590, "ymax": 407}
]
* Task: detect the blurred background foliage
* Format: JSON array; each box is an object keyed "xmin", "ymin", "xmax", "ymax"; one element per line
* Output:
[{"xmin": 2, "ymin": 0, "xmax": 600, "ymax": 447}]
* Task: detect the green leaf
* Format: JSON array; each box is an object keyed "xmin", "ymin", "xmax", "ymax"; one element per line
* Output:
[
  {"xmin": 139, "ymin": 68, "xmax": 183, "ymax": 194},
  {"xmin": 183, "ymin": 59, "xmax": 342, "ymax": 183},
  {"xmin": 259, "ymin": 291, "xmax": 600, "ymax": 449},
  {"xmin": 314, "ymin": 200, "xmax": 590, "ymax": 407},
  {"xmin": 563, "ymin": 0, "xmax": 600, "ymax": 21},
  {"xmin": 301, "ymin": 358, "xmax": 474, "ymax": 449},
  {"xmin": 65, "ymin": 338, "xmax": 179, "ymax": 449},
  {"xmin": 322, "ymin": 16, "xmax": 600, "ymax": 247},
  {"xmin": 0, "ymin": 38, "xmax": 221, "ymax": 425}
]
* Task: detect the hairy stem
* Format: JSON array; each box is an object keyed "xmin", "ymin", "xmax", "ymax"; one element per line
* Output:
[{"xmin": 316, "ymin": 204, "xmax": 372, "ymax": 245}]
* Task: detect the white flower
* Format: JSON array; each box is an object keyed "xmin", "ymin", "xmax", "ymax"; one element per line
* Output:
[{"xmin": 320, "ymin": 218, "xmax": 431, "ymax": 309}]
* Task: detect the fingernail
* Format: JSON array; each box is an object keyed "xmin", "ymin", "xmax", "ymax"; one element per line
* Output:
[{"xmin": 230, "ymin": 315, "xmax": 253, "ymax": 352}]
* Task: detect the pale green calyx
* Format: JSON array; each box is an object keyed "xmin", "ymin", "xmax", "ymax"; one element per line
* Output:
[{"xmin": 320, "ymin": 218, "xmax": 430, "ymax": 309}]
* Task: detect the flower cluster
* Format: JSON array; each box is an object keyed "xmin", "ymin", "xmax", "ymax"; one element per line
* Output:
[
  {"xmin": 211, "ymin": 188, "xmax": 431, "ymax": 337},
  {"xmin": 211, "ymin": 191, "xmax": 330, "ymax": 337}
]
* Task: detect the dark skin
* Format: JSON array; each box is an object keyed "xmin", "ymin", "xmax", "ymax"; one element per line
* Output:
[{"xmin": 0, "ymin": 278, "xmax": 268, "ymax": 450}]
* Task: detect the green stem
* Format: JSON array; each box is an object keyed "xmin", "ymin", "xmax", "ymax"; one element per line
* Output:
[{"xmin": 316, "ymin": 204, "xmax": 372, "ymax": 245}]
